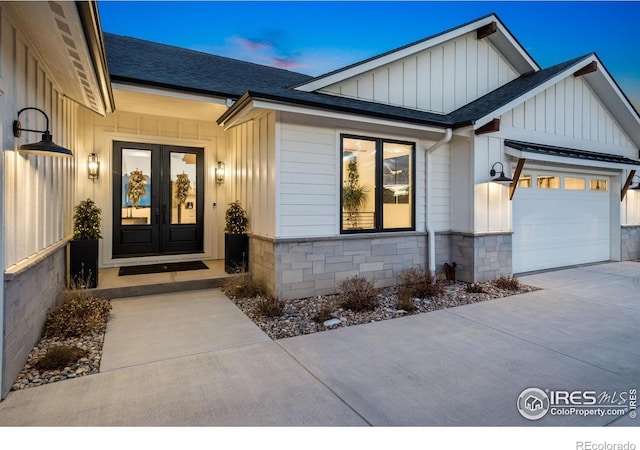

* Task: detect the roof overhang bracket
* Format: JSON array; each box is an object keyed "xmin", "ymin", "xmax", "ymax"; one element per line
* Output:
[
  {"xmin": 476, "ymin": 21, "xmax": 497, "ymax": 40},
  {"xmin": 574, "ymin": 61, "xmax": 598, "ymax": 77},
  {"xmin": 509, "ymin": 158, "xmax": 526, "ymax": 200},
  {"xmin": 475, "ymin": 118, "xmax": 500, "ymax": 135},
  {"xmin": 621, "ymin": 169, "xmax": 637, "ymax": 201}
]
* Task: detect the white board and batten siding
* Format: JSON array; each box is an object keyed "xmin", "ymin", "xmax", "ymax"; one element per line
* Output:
[
  {"xmin": 1, "ymin": 8, "xmax": 77, "ymax": 270},
  {"xmin": 500, "ymin": 75, "xmax": 637, "ymax": 157},
  {"xmin": 321, "ymin": 34, "xmax": 518, "ymax": 114},
  {"xmin": 227, "ymin": 112, "xmax": 277, "ymax": 238}
]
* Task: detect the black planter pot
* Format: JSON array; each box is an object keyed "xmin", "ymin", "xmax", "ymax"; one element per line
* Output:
[
  {"xmin": 225, "ymin": 233, "xmax": 248, "ymax": 273},
  {"xmin": 69, "ymin": 239, "xmax": 99, "ymax": 288}
]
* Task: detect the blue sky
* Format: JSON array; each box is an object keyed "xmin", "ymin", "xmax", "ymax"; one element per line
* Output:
[{"xmin": 98, "ymin": 1, "xmax": 640, "ymax": 108}]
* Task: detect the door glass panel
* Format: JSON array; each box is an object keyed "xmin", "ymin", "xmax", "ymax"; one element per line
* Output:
[
  {"xmin": 590, "ymin": 179, "xmax": 608, "ymax": 191},
  {"xmin": 121, "ymin": 149, "xmax": 151, "ymax": 225},
  {"xmin": 537, "ymin": 175, "xmax": 560, "ymax": 189},
  {"xmin": 171, "ymin": 152, "xmax": 197, "ymax": 224},
  {"xmin": 517, "ymin": 174, "xmax": 532, "ymax": 188},
  {"xmin": 383, "ymin": 141, "xmax": 412, "ymax": 229},
  {"xmin": 565, "ymin": 177, "xmax": 586, "ymax": 190}
]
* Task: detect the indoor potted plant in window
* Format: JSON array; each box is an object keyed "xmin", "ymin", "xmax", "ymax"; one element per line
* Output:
[
  {"xmin": 224, "ymin": 200, "xmax": 248, "ymax": 273},
  {"xmin": 343, "ymin": 157, "xmax": 368, "ymax": 229},
  {"xmin": 69, "ymin": 198, "xmax": 102, "ymax": 288}
]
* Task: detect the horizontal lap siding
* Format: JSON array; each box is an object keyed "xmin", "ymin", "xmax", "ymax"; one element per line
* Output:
[
  {"xmin": 279, "ymin": 119, "xmax": 337, "ymax": 237},
  {"xmin": 321, "ymin": 34, "xmax": 518, "ymax": 114},
  {"xmin": 2, "ymin": 11, "xmax": 75, "ymax": 268}
]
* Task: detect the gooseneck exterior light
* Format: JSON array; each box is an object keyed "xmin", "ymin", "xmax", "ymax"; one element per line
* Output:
[
  {"xmin": 490, "ymin": 161, "xmax": 513, "ymax": 184},
  {"xmin": 13, "ymin": 107, "xmax": 73, "ymax": 157}
]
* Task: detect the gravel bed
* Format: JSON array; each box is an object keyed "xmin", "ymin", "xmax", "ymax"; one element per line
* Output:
[
  {"xmin": 229, "ymin": 280, "xmax": 539, "ymax": 340},
  {"xmin": 11, "ymin": 331, "xmax": 106, "ymax": 391}
]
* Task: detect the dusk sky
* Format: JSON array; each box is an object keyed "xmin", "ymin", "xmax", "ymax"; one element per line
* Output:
[{"xmin": 98, "ymin": 1, "xmax": 640, "ymax": 109}]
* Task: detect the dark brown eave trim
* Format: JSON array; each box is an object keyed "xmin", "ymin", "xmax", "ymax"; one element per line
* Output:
[
  {"xmin": 76, "ymin": 1, "xmax": 116, "ymax": 113},
  {"xmin": 477, "ymin": 21, "xmax": 497, "ymax": 40},
  {"xmin": 574, "ymin": 61, "xmax": 598, "ymax": 77},
  {"xmin": 475, "ymin": 118, "xmax": 500, "ymax": 135},
  {"xmin": 621, "ymin": 170, "xmax": 636, "ymax": 201},
  {"xmin": 509, "ymin": 158, "xmax": 526, "ymax": 200}
]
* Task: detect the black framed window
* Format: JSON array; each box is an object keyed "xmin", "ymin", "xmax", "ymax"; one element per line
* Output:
[{"xmin": 341, "ymin": 134, "xmax": 415, "ymax": 233}]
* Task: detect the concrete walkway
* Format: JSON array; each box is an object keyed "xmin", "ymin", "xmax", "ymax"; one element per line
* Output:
[{"xmin": 0, "ymin": 262, "xmax": 638, "ymax": 426}]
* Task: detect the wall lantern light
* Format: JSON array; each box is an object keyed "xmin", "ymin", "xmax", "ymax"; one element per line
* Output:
[
  {"xmin": 13, "ymin": 107, "xmax": 72, "ymax": 157},
  {"xmin": 631, "ymin": 174, "xmax": 640, "ymax": 190},
  {"xmin": 88, "ymin": 153, "xmax": 100, "ymax": 180},
  {"xmin": 490, "ymin": 161, "xmax": 513, "ymax": 184},
  {"xmin": 216, "ymin": 161, "xmax": 225, "ymax": 184}
]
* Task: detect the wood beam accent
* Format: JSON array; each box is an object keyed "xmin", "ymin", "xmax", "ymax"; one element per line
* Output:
[
  {"xmin": 475, "ymin": 118, "xmax": 500, "ymax": 135},
  {"xmin": 621, "ymin": 169, "xmax": 636, "ymax": 201},
  {"xmin": 574, "ymin": 61, "xmax": 598, "ymax": 77},
  {"xmin": 509, "ymin": 158, "xmax": 526, "ymax": 200},
  {"xmin": 476, "ymin": 21, "xmax": 497, "ymax": 40}
]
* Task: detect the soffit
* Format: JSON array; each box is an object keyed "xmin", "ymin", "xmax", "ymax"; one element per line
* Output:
[{"xmin": 7, "ymin": 1, "xmax": 106, "ymax": 114}]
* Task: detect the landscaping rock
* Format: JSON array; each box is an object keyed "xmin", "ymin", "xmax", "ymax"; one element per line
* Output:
[{"xmin": 323, "ymin": 318, "xmax": 342, "ymax": 327}]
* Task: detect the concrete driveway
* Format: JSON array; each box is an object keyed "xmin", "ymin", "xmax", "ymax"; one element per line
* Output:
[{"xmin": 0, "ymin": 262, "xmax": 638, "ymax": 426}]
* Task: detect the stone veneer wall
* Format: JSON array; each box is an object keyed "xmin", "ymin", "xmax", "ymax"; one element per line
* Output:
[
  {"xmin": 621, "ymin": 226, "xmax": 640, "ymax": 260},
  {"xmin": 250, "ymin": 232, "xmax": 428, "ymax": 300},
  {"xmin": 450, "ymin": 232, "xmax": 512, "ymax": 282},
  {"xmin": 2, "ymin": 246, "xmax": 66, "ymax": 398}
]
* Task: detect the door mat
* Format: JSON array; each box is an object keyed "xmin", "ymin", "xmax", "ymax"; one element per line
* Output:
[{"xmin": 118, "ymin": 261, "xmax": 209, "ymax": 276}]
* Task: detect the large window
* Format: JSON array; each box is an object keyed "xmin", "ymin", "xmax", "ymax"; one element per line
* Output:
[{"xmin": 341, "ymin": 135, "xmax": 415, "ymax": 232}]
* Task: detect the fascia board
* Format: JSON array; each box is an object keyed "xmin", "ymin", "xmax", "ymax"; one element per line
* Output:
[
  {"xmin": 295, "ymin": 15, "xmax": 539, "ymax": 92},
  {"xmin": 112, "ymin": 82, "xmax": 228, "ymax": 105},
  {"xmin": 251, "ymin": 98, "xmax": 449, "ymax": 134},
  {"xmin": 505, "ymin": 147, "xmax": 639, "ymax": 171}
]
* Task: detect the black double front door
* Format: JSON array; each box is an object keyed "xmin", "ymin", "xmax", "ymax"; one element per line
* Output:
[{"xmin": 112, "ymin": 141, "xmax": 204, "ymax": 258}]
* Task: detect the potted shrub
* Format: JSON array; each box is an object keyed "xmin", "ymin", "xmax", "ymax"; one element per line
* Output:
[
  {"xmin": 224, "ymin": 200, "xmax": 248, "ymax": 273},
  {"xmin": 69, "ymin": 198, "xmax": 102, "ymax": 288}
]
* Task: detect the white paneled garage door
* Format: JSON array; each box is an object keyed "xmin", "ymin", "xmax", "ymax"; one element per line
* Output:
[{"xmin": 512, "ymin": 169, "xmax": 611, "ymax": 273}]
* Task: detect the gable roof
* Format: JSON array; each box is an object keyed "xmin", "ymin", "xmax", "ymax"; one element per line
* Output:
[
  {"xmin": 104, "ymin": 33, "xmax": 313, "ymax": 98},
  {"xmin": 294, "ymin": 13, "xmax": 539, "ymax": 93}
]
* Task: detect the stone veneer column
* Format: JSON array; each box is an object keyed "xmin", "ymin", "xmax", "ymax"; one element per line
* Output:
[
  {"xmin": 621, "ymin": 225, "xmax": 640, "ymax": 260},
  {"xmin": 2, "ymin": 246, "xmax": 66, "ymax": 398},
  {"xmin": 450, "ymin": 232, "xmax": 513, "ymax": 283}
]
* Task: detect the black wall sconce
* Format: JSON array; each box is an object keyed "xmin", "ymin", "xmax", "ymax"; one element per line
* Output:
[
  {"xmin": 13, "ymin": 107, "xmax": 72, "ymax": 157},
  {"xmin": 490, "ymin": 161, "xmax": 513, "ymax": 184},
  {"xmin": 216, "ymin": 161, "xmax": 225, "ymax": 184},
  {"xmin": 88, "ymin": 153, "xmax": 100, "ymax": 180}
]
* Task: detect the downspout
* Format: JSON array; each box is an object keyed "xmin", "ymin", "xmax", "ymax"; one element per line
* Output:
[{"xmin": 425, "ymin": 128, "xmax": 453, "ymax": 274}]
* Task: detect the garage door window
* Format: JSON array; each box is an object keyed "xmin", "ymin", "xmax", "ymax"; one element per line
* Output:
[
  {"xmin": 537, "ymin": 175, "xmax": 560, "ymax": 189},
  {"xmin": 590, "ymin": 179, "xmax": 608, "ymax": 191},
  {"xmin": 565, "ymin": 177, "xmax": 586, "ymax": 190},
  {"xmin": 517, "ymin": 174, "xmax": 532, "ymax": 188}
]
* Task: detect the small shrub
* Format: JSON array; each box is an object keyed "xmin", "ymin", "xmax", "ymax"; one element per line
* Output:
[
  {"xmin": 42, "ymin": 294, "xmax": 111, "ymax": 338},
  {"xmin": 312, "ymin": 302, "xmax": 335, "ymax": 323},
  {"xmin": 255, "ymin": 296, "xmax": 284, "ymax": 317},
  {"xmin": 466, "ymin": 283, "xmax": 486, "ymax": 294},
  {"xmin": 33, "ymin": 345, "xmax": 89, "ymax": 371},
  {"xmin": 397, "ymin": 267, "xmax": 444, "ymax": 299},
  {"xmin": 224, "ymin": 274, "xmax": 265, "ymax": 298},
  {"xmin": 338, "ymin": 275, "xmax": 377, "ymax": 312},
  {"xmin": 494, "ymin": 275, "xmax": 521, "ymax": 291},
  {"xmin": 396, "ymin": 289, "xmax": 416, "ymax": 312}
]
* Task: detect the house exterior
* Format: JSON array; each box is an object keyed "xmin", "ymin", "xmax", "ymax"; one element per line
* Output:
[{"xmin": 2, "ymin": 3, "xmax": 639, "ymax": 399}]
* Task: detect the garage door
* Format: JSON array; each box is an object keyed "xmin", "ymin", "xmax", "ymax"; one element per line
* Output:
[{"xmin": 512, "ymin": 170, "xmax": 611, "ymax": 273}]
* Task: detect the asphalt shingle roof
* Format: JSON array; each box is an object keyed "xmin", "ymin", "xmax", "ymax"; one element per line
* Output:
[
  {"xmin": 104, "ymin": 33, "xmax": 313, "ymax": 98},
  {"xmin": 505, "ymin": 139, "xmax": 640, "ymax": 166},
  {"xmin": 104, "ymin": 32, "xmax": 593, "ymax": 130}
]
